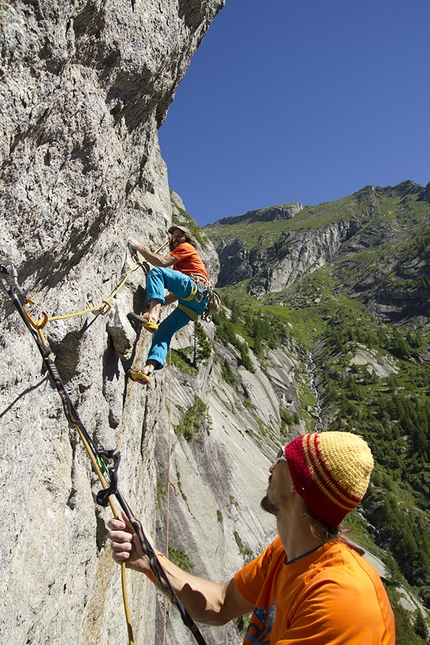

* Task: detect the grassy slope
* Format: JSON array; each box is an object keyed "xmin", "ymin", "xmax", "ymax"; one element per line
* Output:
[{"xmin": 204, "ymin": 183, "xmax": 430, "ymax": 641}]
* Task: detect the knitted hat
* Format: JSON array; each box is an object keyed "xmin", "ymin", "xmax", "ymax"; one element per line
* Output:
[{"xmin": 285, "ymin": 431, "xmax": 374, "ymax": 526}]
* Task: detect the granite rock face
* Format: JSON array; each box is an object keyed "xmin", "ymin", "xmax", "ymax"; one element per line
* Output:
[
  {"xmin": 215, "ymin": 219, "xmax": 361, "ymax": 293},
  {"xmin": 0, "ymin": 2, "xmax": 244, "ymax": 644},
  {"xmin": 1, "ymin": 2, "xmax": 303, "ymax": 644},
  {"xmin": 1, "ymin": 0, "xmax": 224, "ymax": 283}
]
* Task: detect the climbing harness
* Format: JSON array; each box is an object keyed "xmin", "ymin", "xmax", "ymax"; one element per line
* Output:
[
  {"xmin": 181, "ymin": 273, "xmax": 221, "ymax": 322},
  {"xmin": 0, "ymin": 262, "xmax": 208, "ymax": 645},
  {"xmin": 177, "ymin": 302, "xmax": 198, "ymax": 321},
  {"xmin": 192, "ymin": 274, "xmax": 221, "ymax": 320},
  {"xmin": 183, "ymin": 281, "xmax": 200, "ymax": 302}
]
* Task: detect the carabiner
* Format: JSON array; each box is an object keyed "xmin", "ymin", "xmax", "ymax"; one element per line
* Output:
[{"xmin": 23, "ymin": 298, "xmax": 49, "ymax": 329}]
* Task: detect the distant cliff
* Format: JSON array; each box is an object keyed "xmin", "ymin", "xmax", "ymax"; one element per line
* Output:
[{"xmin": 206, "ymin": 181, "xmax": 430, "ymax": 322}]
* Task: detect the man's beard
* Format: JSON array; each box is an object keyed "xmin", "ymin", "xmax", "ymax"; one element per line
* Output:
[{"xmin": 260, "ymin": 493, "xmax": 279, "ymax": 516}]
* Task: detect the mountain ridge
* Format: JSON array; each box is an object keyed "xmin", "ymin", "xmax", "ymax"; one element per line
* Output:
[{"xmin": 204, "ymin": 179, "xmax": 430, "ymax": 323}]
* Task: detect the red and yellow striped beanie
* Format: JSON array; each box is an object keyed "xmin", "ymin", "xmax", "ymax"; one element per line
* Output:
[{"xmin": 285, "ymin": 431, "xmax": 374, "ymax": 526}]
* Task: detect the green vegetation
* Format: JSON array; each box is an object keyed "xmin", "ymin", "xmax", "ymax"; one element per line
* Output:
[
  {"xmin": 234, "ymin": 531, "xmax": 254, "ymax": 561},
  {"xmin": 280, "ymin": 408, "xmax": 299, "ymax": 437},
  {"xmin": 213, "ymin": 297, "xmax": 290, "ymax": 360},
  {"xmin": 221, "ymin": 358, "xmax": 238, "ymax": 389},
  {"xmin": 390, "ymin": 606, "xmax": 427, "ymax": 645},
  {"xmin": 155, "ymin": 482, "xmax": 167, "ymax": 512},
  {"xmin": 169, "ymin": 347, "xmax": 198, "ymax": 375},
  {"xmin": 212, "ymin": 308, "xmax": 255, "ymax": 372},
  {"xmin": 205, "ymin": 181, "xmax": 430, "ymax": 635},
  {"xmin": 174, "ymin": 396, "xmax": 207, "ymax": 442},
  {"xmin": 175, "ymin": 468, "xmax": 187, "ymax": 503},
  {"xmin": 168, "ymin": 322, "xmax": 211, "ymax": 374},
  {"xmin": 195, "ymin": 321, "xmax": 212, "ymax": 360},
  {"xmin": 168, "ymin": 546, "xmax": 194, "ymax": 573},
  {"xmin": 311, "ymin": 305, "xmax": 430, "ymax": 606}
]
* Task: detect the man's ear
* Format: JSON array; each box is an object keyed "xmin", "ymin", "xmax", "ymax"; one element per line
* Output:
[
  {"xmin": 290, "ymin": 481, "xmax": 297, "ymax": 495},
  {"xmin": 286, "ymin": 464, "xmax": 296, "ymax": 495}
]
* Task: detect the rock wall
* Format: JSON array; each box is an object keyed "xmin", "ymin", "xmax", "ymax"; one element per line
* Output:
[
  {"xmin": 215, "ymin": 219, "xmax": 361, "ymax": 293},
  {"xmin": 0, "ymin": 2, "xmax": 230, "ymax": 644},
  {"xmin": 0, "ymin": 3, "xmax": 317, "ymax": 644}
]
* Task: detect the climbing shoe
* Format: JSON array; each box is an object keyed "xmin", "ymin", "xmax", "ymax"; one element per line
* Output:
[
  {"xmin": 127, "ymin": 312, "xmax": 158, "ymax": 333},
  {"xmin": 127, "ymin": 369, "xmax": 151, "ymax": 385}
]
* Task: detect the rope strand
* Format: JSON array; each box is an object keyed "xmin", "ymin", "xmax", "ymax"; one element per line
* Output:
[
  {"xmin": 0, "ymin": 260, "xmax": 208, "ymax": 645},
  {"xmin": 163, "ymin": 312, "xmax": 173, "ymax": 645}
]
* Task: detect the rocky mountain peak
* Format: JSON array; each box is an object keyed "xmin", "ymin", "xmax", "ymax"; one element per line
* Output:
[{"xmin": 216, "ymin": 202, "xmax": 303, "ymax": 226}]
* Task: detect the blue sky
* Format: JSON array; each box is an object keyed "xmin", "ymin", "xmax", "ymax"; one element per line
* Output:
[{"xmin": 158, "ymin": 0, "xmax": 430, "ymax": 227}]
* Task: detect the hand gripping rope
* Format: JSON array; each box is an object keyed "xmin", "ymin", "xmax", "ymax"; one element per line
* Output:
[{"xmin": 0, "ymin": 262, "xmax": 208, "ymax": 645}]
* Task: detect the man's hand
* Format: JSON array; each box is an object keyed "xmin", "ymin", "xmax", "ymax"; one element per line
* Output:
[
  {"xmin": 107, "ymin": 515, "xmax": 153, "ymax": 574},
  {"xmin": 128, "ymin": 238, "xmax": 141, "ymax": 254},
  {"xmin": 126, "ymin": 237, "xmax": 177, "ymax": 268},
  {"xmin": 107, "ymin": 516, "xmax": 253, "ymax": 626}
]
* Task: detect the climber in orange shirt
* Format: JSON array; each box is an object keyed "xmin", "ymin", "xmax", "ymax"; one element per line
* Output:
[
  {"xmin": 126, "ymin": 225, "xmax": 210, "ymax": 386},
  {"xmin": 107, "ymin": 431, "xmax": 396, "ymax": 644}
]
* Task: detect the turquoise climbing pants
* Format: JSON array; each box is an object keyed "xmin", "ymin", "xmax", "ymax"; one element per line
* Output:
[{"xmin": 146, "ymin": 267, "xmax": 209, "ymax": 369}]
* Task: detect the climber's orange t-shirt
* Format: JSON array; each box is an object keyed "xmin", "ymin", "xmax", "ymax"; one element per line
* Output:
[
  {"xmin": 234, "ymin": 537, "xmax": 395, "ymax": 645},
  {"xmin": 169, "ymin": 242, "xmax": 208, "ymax": 279}
]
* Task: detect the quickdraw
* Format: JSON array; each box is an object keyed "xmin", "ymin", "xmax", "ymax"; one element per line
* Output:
[{"xmin": 0, "ymin": 262, "xmax": 208, "ymax": 645}]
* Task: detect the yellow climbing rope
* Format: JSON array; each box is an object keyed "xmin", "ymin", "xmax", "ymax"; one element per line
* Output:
[
  {"xmin": 26, "ymin": 239, "xmax": 168, "ymax": 329},
  {"xmin": 26, "ymin": 317, "xmax": 135, "ymax": 644},
  {"xmin": 26, "ymin": 259, "xmax": 139, "ymax": 327},
  {"xmin": 19, "ymin": 242, "xmax": 167, "ymax": 645}
]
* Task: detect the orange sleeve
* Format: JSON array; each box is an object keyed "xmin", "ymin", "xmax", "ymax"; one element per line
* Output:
[
  {"xmin": 169, "ymin": 243, "xmax": 208, "ymax": 278},
  {"xmin": 169, "ymin": 243, "xmax": 194, "ymax": 263},
  {"xmin": 234, "ymin": 538, "xmax": 283, "ymax": 605}
]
